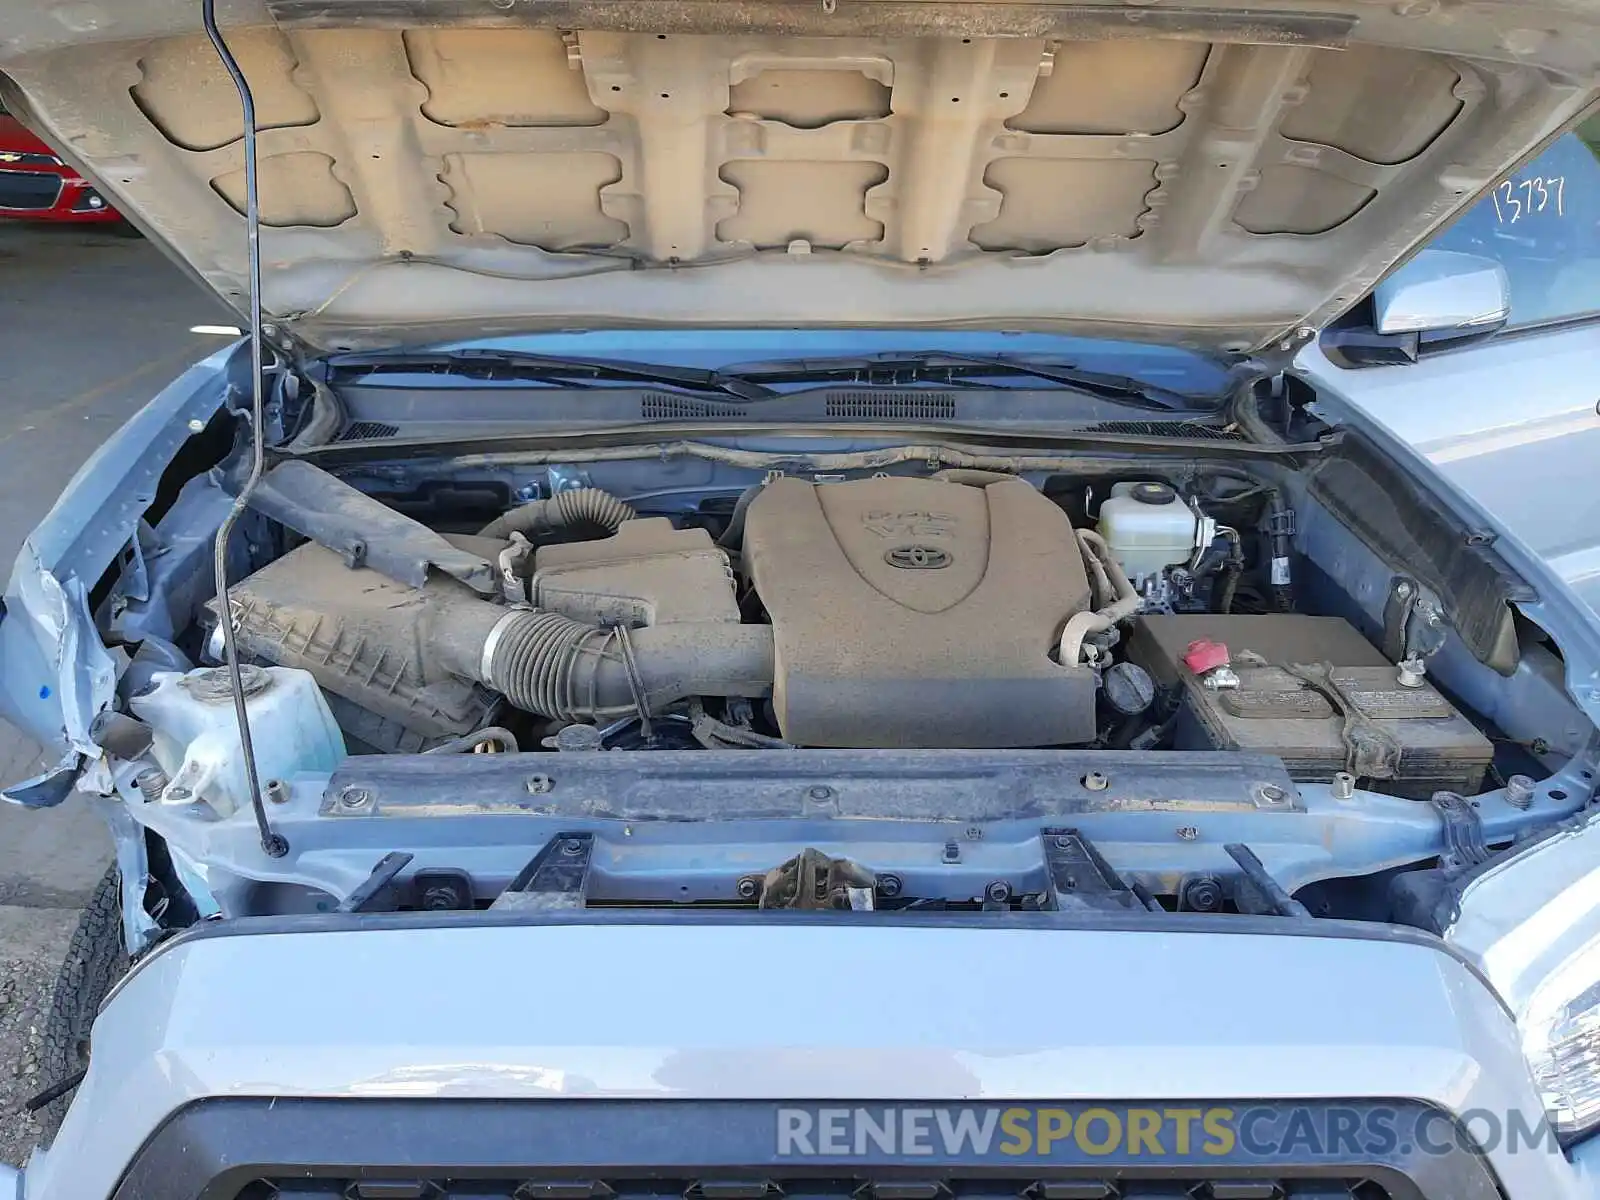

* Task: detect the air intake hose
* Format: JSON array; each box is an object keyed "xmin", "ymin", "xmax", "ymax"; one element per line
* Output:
[
  {"xmin": 439, "ymin": 605, "xmax": 774, "ymax": 724},
  {"xmin": 217, "ymin": 539, "xmax": 773, "ymax": 734},
  {"xmin": 479, "ymin": 488, "xmax": 636, "ymax": 541}
]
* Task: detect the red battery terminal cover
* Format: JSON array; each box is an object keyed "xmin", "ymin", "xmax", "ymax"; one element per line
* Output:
[{"xmin": 1182, "ymin": 639, "xmax": 1232, "ymax": 676}]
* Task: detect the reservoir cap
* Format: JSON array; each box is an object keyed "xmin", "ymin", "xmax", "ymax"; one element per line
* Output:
[{"xmin": 1130, "ymin": 481, "xmax": 1177, "ymax": 505}]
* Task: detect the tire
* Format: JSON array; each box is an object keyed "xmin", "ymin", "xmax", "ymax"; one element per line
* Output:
[{"xmin": 36, "ymin": 864, "xmax": 131, "ymax": 1140}]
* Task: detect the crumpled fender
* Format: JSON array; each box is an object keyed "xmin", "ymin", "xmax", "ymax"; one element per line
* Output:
[
  {"xmin": 0, "ymin": 342, "xmax": 244, "ymax": 806},
  {"xmin": 0, "ymin": 552, "xmax": 113, "ymax": 807}
]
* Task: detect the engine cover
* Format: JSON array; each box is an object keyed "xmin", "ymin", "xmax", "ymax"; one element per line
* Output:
[{"xmin": 744, "ymin": 476, "xmax": 1096, "ymax": 747}]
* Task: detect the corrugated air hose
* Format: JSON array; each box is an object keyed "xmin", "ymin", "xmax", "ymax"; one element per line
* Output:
[{"xmin": 478, "ymin": 488, "xmax": 637, "ymax": 541}]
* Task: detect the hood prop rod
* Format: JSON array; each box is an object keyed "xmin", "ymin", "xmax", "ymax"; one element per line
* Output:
[{"xmin": 202, "ymin": 0, "xmax": 287, "ymax": 858}]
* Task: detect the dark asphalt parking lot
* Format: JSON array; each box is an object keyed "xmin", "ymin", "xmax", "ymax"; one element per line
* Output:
[{"xmin": 0, "ymin": 218, "xmax": 232, "ymax": 1159}]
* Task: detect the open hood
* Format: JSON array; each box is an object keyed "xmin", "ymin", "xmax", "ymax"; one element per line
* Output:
[{"xmin": 1, "ymin": 1, "xmax": 1597, "ymax": 354}]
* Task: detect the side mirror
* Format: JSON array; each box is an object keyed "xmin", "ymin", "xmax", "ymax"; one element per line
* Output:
[
  {"xmin": 1322, "ymin": 249, "xmax": 1511, "ymax": 367},
  {"xmin": 1372, "ymin": 249, "xmax": 1511, "ymax": 336}
]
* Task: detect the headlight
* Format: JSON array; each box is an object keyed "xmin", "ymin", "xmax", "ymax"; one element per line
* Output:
[
  {"xmin": 1522, "ymin": 937, "xmax": 1600, "ymax": 1137},
  {"xmin": 1444, "ymin": 807, "xmax": 1600, "ymax": 1142}
]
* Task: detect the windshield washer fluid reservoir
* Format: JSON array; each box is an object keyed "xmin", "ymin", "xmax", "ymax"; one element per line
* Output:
[
  {"xmin": 132, "ymin": 665, "xmax": 345, "ymax": 816},
  {"xmin": 1097, "ymin": 481, "xmax": 1212, "ymax": 583}
]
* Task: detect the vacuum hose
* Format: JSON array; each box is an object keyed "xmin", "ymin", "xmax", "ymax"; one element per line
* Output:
[
  {"xmin": 1057, "ymin": 529, "xmax": 1142, "ymax": 665},
  {"xmin": 479, "ymin": 488, "xmax": 636, "ymax": 541}
]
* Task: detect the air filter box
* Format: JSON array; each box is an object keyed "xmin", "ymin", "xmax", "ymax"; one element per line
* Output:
[{"xmin": 1126, "ymin": 614, "xmax": 1493, "ymax": 797}]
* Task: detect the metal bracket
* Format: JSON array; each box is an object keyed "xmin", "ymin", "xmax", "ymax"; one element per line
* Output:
[
  {"xmin": 1382, "ymin": 576, "xmax": 1420, "ymax": 662},
  {"xmin": 1264, "ymin": 505, "xmax": 1297, "ymax": 540},
  {"xmin": 494, "ymin": 833, "xmax": 594, "ymax": 910},
  {"xmin": 1040, "ymin": 828, "xmax": 1142, "ymax": 913},
  {"xmin": 1383, "ymin": 575, "xmax": 1447, "ymax": 667},
  {"xmin": 1431, "ymin": 791, "xmax": 1490, "ymax": 873},
  {"xmin": 757, "ymin": 847, "xmax": 876, "ymax": 909},
  {"xmin": 547, "ymin": 465, "xmax": 594, "ymax": 495}
]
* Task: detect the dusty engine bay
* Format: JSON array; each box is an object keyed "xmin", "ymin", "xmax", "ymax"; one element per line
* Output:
[
  {"xmin": 121, "ymin": 457, "xmax": 1496, "ymax": 807},
  {"xmin": 82, "ymin": 419, "xmax": 1593, "ymax": 937},
  {"xmin": 212, "ymin": 473, "xmax": 1105, "ymax": 751}
]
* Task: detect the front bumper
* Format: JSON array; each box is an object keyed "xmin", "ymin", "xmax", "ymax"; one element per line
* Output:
[
  {"xmin": 0, "ymin": 166, "xmax": 119, "ymax": 221},
  {"xmin": 19, "ymin": 916, "xmax": 1600, "ymax": 1199}
]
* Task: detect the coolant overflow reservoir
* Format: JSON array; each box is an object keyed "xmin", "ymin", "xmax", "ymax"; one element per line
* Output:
[
  {"xmin": 131, "ymin": 665, "xmax": 345, "ymax": 816},
  {"xmin": 1097, "ymin": 481, "xmax": 1212, "ymax": 583}
]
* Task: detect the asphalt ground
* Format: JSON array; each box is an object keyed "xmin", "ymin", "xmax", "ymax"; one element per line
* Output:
[{"xmin": 0, "ymin": 218, "xmax": 232, "ymax": 1160}]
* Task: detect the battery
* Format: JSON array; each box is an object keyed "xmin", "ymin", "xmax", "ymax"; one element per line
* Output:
[{"xmin": 1125, "ymin": 614, "xmax": 1493, "ymax": 797}]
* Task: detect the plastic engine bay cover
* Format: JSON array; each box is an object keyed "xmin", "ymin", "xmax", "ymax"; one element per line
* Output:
[{"xmin": 745, "ymin": 476, "xmax": 1096, "ymax": 747}]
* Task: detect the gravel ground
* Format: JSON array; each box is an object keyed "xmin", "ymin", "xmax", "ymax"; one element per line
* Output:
[
  {"xmin": 0, "ymin": 218, "xmax": 232, "ymax": 1166},
  {"xmin": 0, "ymin": 908, "xmax": 81, "ymax": 1163}
]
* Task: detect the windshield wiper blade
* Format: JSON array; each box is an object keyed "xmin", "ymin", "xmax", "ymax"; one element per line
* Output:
[
  {"xmin": 332, "ymin": 349, "xmax": 779, "ymax": 401},
  {"xmin": 723, "ymin": 352, "xmax": 1205, "ymax": 410}
]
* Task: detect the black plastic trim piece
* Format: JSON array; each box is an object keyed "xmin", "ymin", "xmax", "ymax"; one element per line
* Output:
[
  {"xmin": 337, "ymin": 851, "xmax": 415, "ymax": 913},
  {"xmin": 109, "ymin": 1097, "xmax": 1499, "ymax": 1200},
  {"xmin": 241, "ymin": 459, "xmax": 498, "ymax": 594},
  {"xmin": 1301, "ymin": 429, "xmax": 1529, "ymax": 671}
]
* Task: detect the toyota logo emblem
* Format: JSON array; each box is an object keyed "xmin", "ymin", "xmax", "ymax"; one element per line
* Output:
[{"xmin": 885, "ymin": 544, "xmax": 952, "ymax": 570}]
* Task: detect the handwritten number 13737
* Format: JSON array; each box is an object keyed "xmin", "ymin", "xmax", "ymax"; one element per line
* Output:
[{"xmin": 1491, "ymin": 176, "xmax": 1566, "ymax": 224}]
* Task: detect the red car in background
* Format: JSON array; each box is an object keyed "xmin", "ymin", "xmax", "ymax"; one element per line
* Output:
[{"xmin": 0, "ymin": 104, "xmax": 121, "ymax": 225}]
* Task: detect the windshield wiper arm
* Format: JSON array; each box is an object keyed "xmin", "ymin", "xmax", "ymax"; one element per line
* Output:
[
  {"xmin": 722, "ymin": 352, "xmax": 1205, "ymax": 410},
  {"xmin": 332, "ymin": 349, "xmax": 779, "ymax": 401},
  {"xmin": 908, "ymin": 352, "xmax": 1198, "ymax": 405}
]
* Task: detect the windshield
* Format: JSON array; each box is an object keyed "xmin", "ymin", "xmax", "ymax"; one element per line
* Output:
[{"xmin": 374, "ymin": 329, "xmax": 1235, "ymax": 403}]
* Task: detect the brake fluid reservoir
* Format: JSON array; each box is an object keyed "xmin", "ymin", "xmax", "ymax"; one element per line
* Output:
[
  {"xmin": 132, "ymin": 665, "xmax": 345, "ymax": 816},
  {"xmin": 1097, "ymin": 482, "xmax": 1210, "ymax": 582}
]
